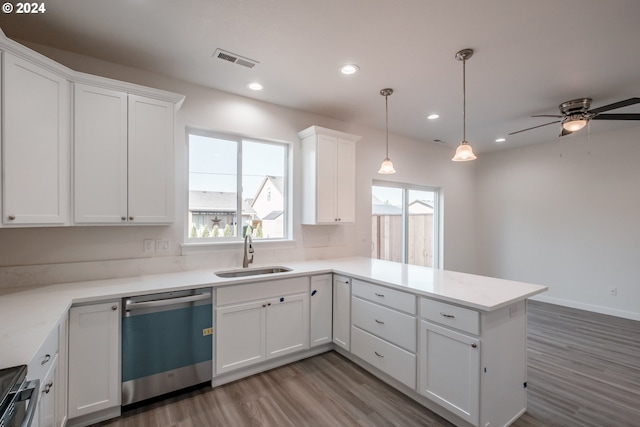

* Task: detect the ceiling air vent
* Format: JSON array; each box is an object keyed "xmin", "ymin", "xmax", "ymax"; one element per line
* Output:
[{"xmin": 213, "ymin": 49, "xmax": 259, "ymax": 69}]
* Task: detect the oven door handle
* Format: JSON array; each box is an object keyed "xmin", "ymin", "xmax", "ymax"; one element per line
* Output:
[
  {"xmin": 125, "ymin": 292, "xmax": 212, "ymax": 311},
  {"xmin": 18, "ymin": 379, "xmax": 40, "ymax": 427}
]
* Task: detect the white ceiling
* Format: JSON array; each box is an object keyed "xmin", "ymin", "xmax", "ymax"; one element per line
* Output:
[{"xmin": 2, "ymin": 0, "xmax": 640, "ymax": 153}]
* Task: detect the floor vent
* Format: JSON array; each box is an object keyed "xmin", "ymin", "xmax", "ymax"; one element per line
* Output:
[{"xmin": 213, "ymin": 49, "xmax": 259, "ymax": 68}]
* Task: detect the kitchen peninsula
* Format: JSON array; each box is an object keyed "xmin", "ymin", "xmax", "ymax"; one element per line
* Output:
[{"xmin": 0, "ymin": 257, "xmax": 547, "ymax": 427}]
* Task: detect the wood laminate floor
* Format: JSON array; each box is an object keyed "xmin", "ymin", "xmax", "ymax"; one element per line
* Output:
[{"xmin": 95, "ymin": 301, "xmax": 640, "ymax": 427}]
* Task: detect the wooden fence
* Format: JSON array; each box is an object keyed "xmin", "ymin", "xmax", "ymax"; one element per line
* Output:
[{"xmin": 371, "ymin": 214, "xmax": 434, "ymax": 267}]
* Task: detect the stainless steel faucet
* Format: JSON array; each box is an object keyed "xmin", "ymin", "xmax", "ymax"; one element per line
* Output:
[{"xmin": 243, "ymin": 234, "xmax": 254, "ymax": 268}]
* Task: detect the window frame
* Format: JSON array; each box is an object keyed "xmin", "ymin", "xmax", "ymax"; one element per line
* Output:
[
  {"xmin": 372, "ymin": 180, "xmax": 441, "ymax": 268},
  {"xmin": 185, "ymin": 128, "xmax": 290, "ymax": 244}
]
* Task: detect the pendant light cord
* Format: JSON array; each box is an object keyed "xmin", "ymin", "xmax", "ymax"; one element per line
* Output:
[
  {"xmin": 462, "ymin": 57, "xmax": 466, "ymax": 143},
  {"xmin": 385, "ymin": 93, "xmax": 389, "ymax": 158}
]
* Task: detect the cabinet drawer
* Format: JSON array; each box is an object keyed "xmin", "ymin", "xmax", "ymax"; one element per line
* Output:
[
  {"xmin": 352, "ymin": 297, "xmax": 416, "ymax": 352},
  {"xmin": 352, "ymin": 279, "xmax": 416, "ymax": 315},
  {"xmin": 217, "ymin": 277, "xmax": 308, "ymax": 305},
  {"xmin": 351, "ymin": 326, "xmax": 416, "ymax": 389},
  {"xmin": 27, "ymin": 325, "xmax": 59, "ymax": 382},
  {"xmin": 420, "ymin": 298, "xmax": 479, "ymax": 335}
]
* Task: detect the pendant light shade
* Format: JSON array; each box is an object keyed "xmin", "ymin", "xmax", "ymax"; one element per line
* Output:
[
  {"xmin": 378, "ymin": 88, "xmax": 396, "ymax": 174},
  {"xmin": 452, "ymin": 49, "xmax": 477, "ymax": 162}
]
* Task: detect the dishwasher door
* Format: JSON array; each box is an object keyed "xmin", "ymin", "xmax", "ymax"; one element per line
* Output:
[{"xmin": 122, "ymin": 288, "xmax": 213, "ymax": 405}]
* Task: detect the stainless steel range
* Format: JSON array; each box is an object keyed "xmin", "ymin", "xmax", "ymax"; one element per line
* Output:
[{"xmin": 0, "ymin": 365, "xmax": 39, "ymax": 427}]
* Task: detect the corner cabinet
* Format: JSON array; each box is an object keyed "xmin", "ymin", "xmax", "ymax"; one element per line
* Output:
[
  {"xmin": 309, "ymin": 274, "xmax": 333, "ymax": 347},
  {"xmin": 73, "ymin": 84, "xmax": 178, "ymax": 225},
  {"xmin": 2, "ymin": 51, "xmax": 70, "ymax": 226},
  {"xmin": 332, "ymin": 275, "xmax": 351, "ymax": 350},
  {"xmin": 299, "ymin": 126, "xmax": 360, "ymax": 224}
]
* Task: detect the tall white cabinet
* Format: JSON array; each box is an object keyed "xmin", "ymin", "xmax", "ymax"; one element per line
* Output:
[
  {"xmin": 2, "ymin": 52, "xmax": 70, "ymax": 226},
  {"xmin": 74, "ymin": 86, "xmax": 176, "ymax": 224},
  {"xmin": 299, "ymin": 126, "xmax": 360, "ymax": 224}
]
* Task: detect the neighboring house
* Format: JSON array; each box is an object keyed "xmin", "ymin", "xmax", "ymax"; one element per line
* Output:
[
  {"xmin": 251, "ymin": 176, "xmax": 285, "ymax": 238},
  {"xmin": 188, "ymin": 190, "xmax": 255, "ymax": 236}
]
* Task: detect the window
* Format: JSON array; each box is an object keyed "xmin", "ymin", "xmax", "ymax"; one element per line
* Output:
[
  {"xmin": 187, "ymin": 130, "xmax": 288, "ymax": 241},
  {"xmin": 371, "ymin": 181, "xmax": 440, "ymax": 267}
]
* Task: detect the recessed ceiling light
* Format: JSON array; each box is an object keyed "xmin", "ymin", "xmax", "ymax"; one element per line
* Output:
[
  {"xmin": 495, "ymin": 138, "xmax": 506, "ymax": 143},
  {"xmin": 247, "ymin": 82, "xmax": 263, "ymax": 91},
  {"xmin": 340, "ymin": 64, "xmax": 359, "ymax": 75},
  {"xmin": 427, "ymin": 114, "xmax": 440, "ymax": 120}
]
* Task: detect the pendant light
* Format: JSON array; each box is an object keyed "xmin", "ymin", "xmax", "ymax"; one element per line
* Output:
[
  {"xmin": 452, "ymin": 49, "xmax": 477, "ymax": 162},
  {"xmin": 378, "ymin": 88, "xmax": 396, "ymax": 174}
]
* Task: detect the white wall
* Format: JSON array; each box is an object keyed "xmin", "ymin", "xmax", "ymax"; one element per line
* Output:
[
  {"xmin": 0, "ymin": 41, "xmax": 477, "ymax": 288},
  {"xmin": 475, "ymin": 126, "xmax": 640, "ymax": 320}
]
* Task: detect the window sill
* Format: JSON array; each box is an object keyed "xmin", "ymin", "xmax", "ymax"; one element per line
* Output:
[{"xmin": 180, "ymin": 239, "xmax": 296, "ymax": 256}]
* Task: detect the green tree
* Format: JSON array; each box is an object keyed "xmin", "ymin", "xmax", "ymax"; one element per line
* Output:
[
  {"xmin": 223, "ymin": 224, "xmax": 232, "ymax": 237},
  {"xmin": 255, "ymin": 223, "xmax": 263, "ymax": 238},
  {"xmin": 202, "ymin": 225, "xmax": 210, "ymax": 238},
  {"xmin": 190, "ymin": 225, "xmax": 198, "ymax": 238},
  {"xmin": 245, "ymin": 224, "xmax": 253, "ymax": 237},
  {"xmin": 213, "ymin": 224, "xmax": 220, "ymax": 237}
]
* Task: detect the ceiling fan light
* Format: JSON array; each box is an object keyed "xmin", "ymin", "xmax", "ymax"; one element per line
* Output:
[
  {"xmin": 452, "ymin": 142, "xmax": 477, "ymax": 162},
  {"xmin": 378, "ymin": 158, "xmax": 396, "ymax": 174},
  {"xmin": 562, "ymin": 118, "xmax": 587, "ymax": 132}
]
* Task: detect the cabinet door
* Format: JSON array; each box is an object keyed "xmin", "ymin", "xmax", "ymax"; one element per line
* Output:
[
  {"xmin": 335, "ymin": 138, "xmax": 355, "ymax": 222},
  {"xmin": 2, "ymin": 52, "xmax": 70, "ymax": 225},
  {"xmin": 333, "ymin": 275, "xmax": 351, "ymax": 350},
  {"xmin": 216, "ymin": 300, "xmax": 266, "ymax": 374},
  {"xmin": 127, "ymin": 95, "xmax": 174, "ymax": 223},
  {"xmin": 315, "ymin": 134, "xmax": 338, "ymax": 223},
  {"xmin": 68, "ymin": 302, "xmax": 120, "ymax": 419},
  {"xmin": 266, "ymin": 292, "xmax": 309, "ymax": 358},
  {"xmin": 38, "ymin": 355, "xmax": 58, "ymax": 427},
  {"xmin": 74, "ymin": 84, "xmax": 128, "ymax": 224},
  {"xmin": 309, "ymin": 275, "xmax": 332, "ymax": 347},
  {"xmin": 419, "ymin": 320, "xmax": 480, "ymax": 426}
]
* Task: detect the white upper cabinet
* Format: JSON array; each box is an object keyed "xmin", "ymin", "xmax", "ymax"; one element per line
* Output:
[
  {"xmin": 74, "ymin": 87, "xmax": 176, "ymax": 224},
  {"xmin": 299, "ymin": 126, "xmax": 360, "ymax": 224},
  {"xmin": 0, "ymin": 31, "xmax": 184, "ymax": 227},
  {"xmin": 127, "ymin": 95, "xmax": 175, "ymax": 224},
  {"xmin": 2, "ymin": 52, "xmax": 70, "ymax": 226},
  {"xmin": 74, "ymin": 84, "xmax": 128, "ymax": 224}
]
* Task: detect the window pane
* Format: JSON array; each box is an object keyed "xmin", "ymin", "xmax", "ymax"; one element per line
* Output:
[
  {"xmin": 408, "ymin": 189, "xmax": 436, "ymax": 267},
  {"xmin": 243, "ymin": 141, "xmax": 286, "ymax": 239},
  {"xmin": 371, "ymin": 186, "xmax": 403, "ymax": 262},
  {"xmin": 188, "ymin": 134, "xmax": 238, "ymax": 239}
]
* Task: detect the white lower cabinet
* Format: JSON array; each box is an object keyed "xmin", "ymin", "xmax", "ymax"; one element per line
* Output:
[
  {"xmin": 216, "ymin": 277, "xmax": 309, "ymax": 375},
  {"xmin": 68, "ymin": 301, "xmax": 120, "ymax": 424},
  {"xmin": 332, "ymin": 275, "xmax": 351, "ymax": 350},
  {"xmin": 38, "ymin": 354, "xmax": 58, "ymax": 427},
  {"xmin": 309, "ymin": 274, "xmax": 332, "ymax": 347},
  {"xmin": 418, "ymin": 320, "xmax": 480, "ymax": 425}
]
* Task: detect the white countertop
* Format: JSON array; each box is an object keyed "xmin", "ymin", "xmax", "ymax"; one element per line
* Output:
[{"xmin": 0, "ymin": 257, "xmax": 547, "ymax": 369}]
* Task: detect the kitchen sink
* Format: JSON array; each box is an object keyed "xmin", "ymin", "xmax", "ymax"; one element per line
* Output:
[{"xmin": 215, "ymin": 266, "xmax": 293, "ymax": 278}]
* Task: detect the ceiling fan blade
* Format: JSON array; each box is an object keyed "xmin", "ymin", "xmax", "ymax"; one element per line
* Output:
[
  {"xmin": 531, "ymin": 114, "xmax": 563, "ymax": 118},
  {"xmin": 588, "ymin": 97, "xmax": 640, "ymax": 115},
  {"xmin": 591, "ymin": 113, "xmax": 640, "ymax": 120},
  {"xmin": 508, "ymin": 120, "xmax": 561, "ymax": 135}
]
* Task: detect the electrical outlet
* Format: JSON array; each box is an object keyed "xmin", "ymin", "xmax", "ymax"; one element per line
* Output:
[
  {"xmin": 156, "ymin": 239, "xmax": 170, "ymax": 252},
  {"xmin": 609, "ymin": 287, "xmax": 617, "ymax": 296},
  {"xmin": 143, "ymin": 239, "xmax": 155, "ymax": 253}
]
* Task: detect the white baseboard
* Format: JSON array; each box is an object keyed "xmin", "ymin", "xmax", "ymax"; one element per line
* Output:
[{"xmin": 531, "ymin": 294, "xmax": 640, "ymax": 321}]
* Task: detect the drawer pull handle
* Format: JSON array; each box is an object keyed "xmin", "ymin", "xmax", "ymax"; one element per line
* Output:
[
  {"xmin": 374, "ymin": 319, "xmax": 385, "ymax": 325},
  {"xmin": 43, "ymin": 381, "xmax": 53, "ymax": 394},
  {"xmin": 471, "ymin": 343, "xmax": 478, "ymax": 349},
  {"xmin": 374, "ymin": 293, "xmax": 385, "ymax": 297},
  {"xmin": 440, "ymin": 312, "xmax": 455, "ymax": 319},
  {"xmin": 111, "ymin": 305, "xmax": 118, "ymax": 311},
  {"xmin": 374, "ymin": 351, "xmax": 384, "ymax": 358},
  {"xmin": 41, "ymin": 354, "xmax": 51, "ymax": 365}
]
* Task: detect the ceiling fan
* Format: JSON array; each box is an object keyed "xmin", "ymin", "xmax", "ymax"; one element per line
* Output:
[{"xmin": 509, "ymin": 97, "xmax": 640, "ymax": 137}]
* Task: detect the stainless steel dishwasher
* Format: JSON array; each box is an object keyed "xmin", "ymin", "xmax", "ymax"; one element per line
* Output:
[{"xmin": 121, "ymin": 288, "xmax": 213, "ymax": 405}]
